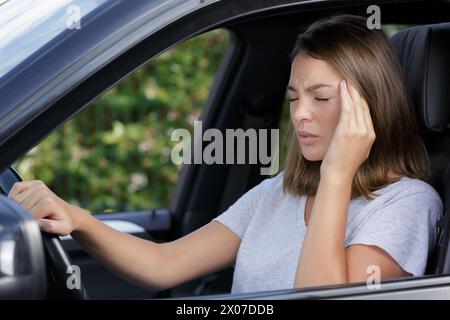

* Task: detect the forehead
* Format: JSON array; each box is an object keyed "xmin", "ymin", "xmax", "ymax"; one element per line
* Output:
[{"xmin": 289, "ymin": 54, "xmax": 341, "ymax": 85}]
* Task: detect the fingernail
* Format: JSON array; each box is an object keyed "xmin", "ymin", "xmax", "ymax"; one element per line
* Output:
[{"xmin": 342, "ymin": 80, "xmax": 347, "ymax": 89}]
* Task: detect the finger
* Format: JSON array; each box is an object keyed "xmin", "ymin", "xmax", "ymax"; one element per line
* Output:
[
  {"xmin": 11, "ymin": 183, "xmax": 44, "ymax": 206},
  {"xmin": 340, "ymin": 80, "xmax": 353, "ymax": 125},
  {"xmin": 360, "ymin": 99, "xmax": 376, "ymax": 160},
  {"xmin": 347, "ymin": 82, "xmax": 364, "ymax": 128},
  {"xmin": 355, "ymin": 92, "xmax": 375, "ymax": 138},
  {"xmin": 361, "ymin": 99, "xmax": 375, "ymax": 134},
  {"xmin": 28, "ymin": 198, "xmax": 54, "ymax": 220},
  {"xmin": 37, "ymin": 219, "xmax": 53, "ymax": 234},
  {"xmin": 8, "ymin": 180, "xmax": 43, "ymax": 198},
  {"xmin": 21, "ymin": 187, "xmax": 48, "ymax": 211},
  {"xmin": 37, "ymin": 218, "xmax": 64, "ymax": 235},
  {"xmin": 8, "ymin": 181, "xmax": 30, "ymax": 198}
]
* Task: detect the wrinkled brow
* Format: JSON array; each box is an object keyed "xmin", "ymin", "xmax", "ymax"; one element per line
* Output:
[{"xmin": 287, "ymin": 83, "xmax": 333, "ymax": 92}]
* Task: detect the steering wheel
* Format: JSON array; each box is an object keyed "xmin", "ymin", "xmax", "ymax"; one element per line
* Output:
[{"xmin": 0, "ymin": 168, "xmax": 88, "ymax": 299}]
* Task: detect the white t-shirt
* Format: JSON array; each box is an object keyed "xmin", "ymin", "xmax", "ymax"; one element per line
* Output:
[{"xmin": 213, "ymin": 172, "xmax": 443, "ymax": 294}]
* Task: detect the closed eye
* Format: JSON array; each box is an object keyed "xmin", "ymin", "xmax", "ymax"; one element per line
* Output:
[
  {"xmin": 288, "ymin": 97, "xmax": 299, "ymax": 102},
  {"xmin": 315, "ymin": 97, "xmax": 330, "ymax": 102}
]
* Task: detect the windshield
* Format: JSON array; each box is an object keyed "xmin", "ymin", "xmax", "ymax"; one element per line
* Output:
[{"xmin": 0, "ymin": 0, "xmax": 108, "ymax": 79}]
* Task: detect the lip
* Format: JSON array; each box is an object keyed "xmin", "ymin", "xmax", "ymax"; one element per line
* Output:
[{"xmin": 297, "ymin": 132, "xmax": 319, "ymax": 145}]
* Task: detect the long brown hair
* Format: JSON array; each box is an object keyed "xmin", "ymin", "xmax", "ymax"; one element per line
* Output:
[{"xmin": 283, "ymin": 15, "xmax": 430, "ymax": 200}]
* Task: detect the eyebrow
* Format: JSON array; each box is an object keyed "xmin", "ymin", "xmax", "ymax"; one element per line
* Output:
[{"xmin": 287, "ymin": 83, "xmax": 333, "ymax": 92}]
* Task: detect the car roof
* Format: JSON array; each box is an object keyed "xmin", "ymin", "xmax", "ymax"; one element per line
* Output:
[{"xmin": 0, "ymin": 0, "xmax": 219, "ymax": 119}]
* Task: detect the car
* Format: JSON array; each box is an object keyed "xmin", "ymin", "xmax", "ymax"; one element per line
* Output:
[{"xmin": 0, "ymin": 0, "xmax": 450, "ymax": 300}]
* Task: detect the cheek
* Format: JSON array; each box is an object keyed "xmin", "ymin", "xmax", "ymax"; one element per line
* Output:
[{"xmin": 289, "ymin": 107, "xmax": 297, "ymax": 128}]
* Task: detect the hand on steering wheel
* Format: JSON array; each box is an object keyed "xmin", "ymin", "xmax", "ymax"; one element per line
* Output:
[{"xmin": 3, "ymin": 173, "xmax": 88, "ymax": 300}]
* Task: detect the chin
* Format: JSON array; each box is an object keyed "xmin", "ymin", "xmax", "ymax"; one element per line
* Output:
[{"xmin": 300, "ymin": 148, "xmax": 324, "ymax": 161}]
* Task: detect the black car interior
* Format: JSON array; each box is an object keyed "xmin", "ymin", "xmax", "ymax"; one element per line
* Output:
[{"xmin": 390, "ymin": 22, "xmax": 450, "ymax": 275}]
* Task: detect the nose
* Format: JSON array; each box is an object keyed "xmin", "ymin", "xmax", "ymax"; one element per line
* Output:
[{"xmin": 291, "ymin": 98, "xmax": 313, "ymax": 124}]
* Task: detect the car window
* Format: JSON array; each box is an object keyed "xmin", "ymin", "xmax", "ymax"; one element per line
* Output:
[
  {"xmin": 13, "ymin": 29, "xmax": 231, "ymax": 213},
  {"xmin": 382, "ymin": 23, "xmax": 415, "ymax": 37},
  {"xmin": 0, "ymin": 0, "xmax": 109, "ymax": 79}
]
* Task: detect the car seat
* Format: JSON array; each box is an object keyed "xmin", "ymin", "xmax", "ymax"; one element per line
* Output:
[{"xmin": 390, "ymin": 22, "xmax": 450, "ymax": 275}]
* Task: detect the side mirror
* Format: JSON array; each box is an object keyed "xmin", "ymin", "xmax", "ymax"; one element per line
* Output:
[{"xmin": 0, "ymin": 195, "xmax": 46, "ymax": 299}]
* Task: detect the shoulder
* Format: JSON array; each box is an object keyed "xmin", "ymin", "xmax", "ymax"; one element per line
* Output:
[
  {"xmin": 252, "ymin": 171, "xmax": 284, "ymax": 193},
  {"xmin": 347, "ymin": 177, "xmax": 443, "ymax": 277},
  {"xmin": 244, "ymin": 171, "xmax": 287, "ymax": 204},
  {"xmin": 265, "ymin": 171, "xmax": 285, "ymax": 187},
  {"xmin": 382, "ymin": 177, "xmax": 441, "ymax": 202},
  {"xmin": 372, "ymin": 176, "xmax": 443, "ymax": 219},
  {"xmin": 231, "ymin": 171, "xmax": 285, "ymax": 206}
]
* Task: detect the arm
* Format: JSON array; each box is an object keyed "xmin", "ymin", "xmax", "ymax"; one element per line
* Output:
[
  {"xmin": 294, "ymin": 174, "xmax": 352, "ymax": 287},
  {"xmin": 72, "ymin": 214, "xmax": 239, "ymax": 290},
  {"xmin": 294, "ymin": 174, "xmax": 409, "ymax": 288},
  {"xmin": 9, "ymin": 180, "xmax": 240, "ymax": 291}
]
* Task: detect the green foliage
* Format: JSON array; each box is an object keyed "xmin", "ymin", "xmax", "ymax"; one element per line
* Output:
[
  {"xmin": 15, "ymin": 30, "xmax": 230, "ymax": 213},
  {"xmin": 382, "ymin": 24, "xmax": 413, "ymax": 38}
]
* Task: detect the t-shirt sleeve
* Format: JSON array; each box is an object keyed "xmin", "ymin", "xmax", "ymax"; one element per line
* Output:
[
  {"xmin": 346, "ymin": 190, "xmax": 443, "ymax": 276},
  {"xmin": 212, "ymin": 177, "xmax": 272, "ymax": 239}
]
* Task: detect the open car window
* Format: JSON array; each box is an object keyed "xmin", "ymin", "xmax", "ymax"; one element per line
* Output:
[{"xmin": 13, "ymin": 29, "xmax": 231, "ymax": 214}]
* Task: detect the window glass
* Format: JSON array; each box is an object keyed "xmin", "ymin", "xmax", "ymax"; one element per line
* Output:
[{"xmin": 14, "ymin": 29, "xmax": 231, "ymax": 213}]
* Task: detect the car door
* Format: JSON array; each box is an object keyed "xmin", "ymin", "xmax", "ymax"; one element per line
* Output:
[
  {"xmin": 6, "ymin": 28, "xmax": 234, "ymax": 299},
  {"xmin": 0, "ymin": 166, "xmax": 174, "ymax": 299},
  {"xmin": 185, "ymin": 274, "xmax": 450, "ymax": 300},
  {"xmin": 0, "ymin": 0, "xmax": 247, "ymax": 299}
]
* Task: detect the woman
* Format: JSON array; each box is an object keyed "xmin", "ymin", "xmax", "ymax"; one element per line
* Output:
[{"xmin": 8, "ymin": 15, "xmax": 443, "ymax": 294}]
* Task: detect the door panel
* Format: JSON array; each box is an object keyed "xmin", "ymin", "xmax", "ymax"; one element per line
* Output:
[
  {"xmin": 61, "ymin": 209, "xmax": 173, "ymax": 299},
  {"xmin": 0, "ymin": 167, "xmax": 174, "ymax": 299},
  {"xmin": 190, "ymin": 275, "xmax": 450, "ymax": 300}
]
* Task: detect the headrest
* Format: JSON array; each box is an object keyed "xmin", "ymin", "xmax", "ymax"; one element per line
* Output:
[{"xmin": 390, "ymin": 23, "xmax": 450, "ymax": 132}]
